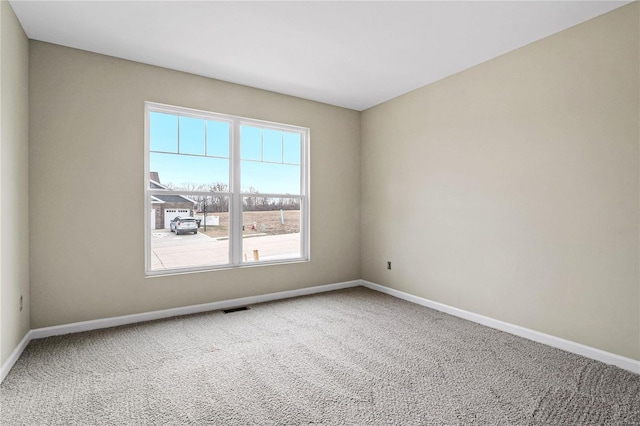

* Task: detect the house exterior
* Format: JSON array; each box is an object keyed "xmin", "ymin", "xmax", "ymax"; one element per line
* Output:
[{"xmin": 150, "ymin": 172, "xmax": 196, "ymax": 229}]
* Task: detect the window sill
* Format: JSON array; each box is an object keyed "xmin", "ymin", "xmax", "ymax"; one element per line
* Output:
[{"xmin": 145, "ymin": 257, "xmax": 310, "ymax": 278}]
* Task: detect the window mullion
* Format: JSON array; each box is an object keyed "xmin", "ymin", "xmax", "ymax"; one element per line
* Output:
[
  {"xmin": 230, "ymin": 119, "xmax": 243, "ymax": 265},
  {"xmin": 203, "ymin": 118, "xmax": 207, "ymax": 157},
  {"xmin": 177, "ymin": 115, "xmax": 180, "ymax": 154}
]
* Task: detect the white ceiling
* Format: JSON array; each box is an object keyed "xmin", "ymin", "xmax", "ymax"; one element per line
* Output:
[{"xmin": 10, "ymin": 1, "xmax": 630, "ymax": 111}]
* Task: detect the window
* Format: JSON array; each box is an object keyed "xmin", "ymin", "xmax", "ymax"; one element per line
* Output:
[{"xmin": 145, "ymin": 102, "xmax": 309, "ymax": 275}]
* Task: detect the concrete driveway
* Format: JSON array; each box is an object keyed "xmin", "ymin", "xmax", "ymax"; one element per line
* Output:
[{"xmin": 151, "ymin": 229, "xmax": 300, "ymax": 271}]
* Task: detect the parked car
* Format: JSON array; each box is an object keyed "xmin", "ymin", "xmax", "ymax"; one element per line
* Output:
[{"xmin": 170, "ymin": 216, "xmax": 198, "ymax": 235}]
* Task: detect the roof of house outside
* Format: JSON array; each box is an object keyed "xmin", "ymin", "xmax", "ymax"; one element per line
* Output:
[{"xmin": 150, "ymin": 172, "xmax": 195, "ymax": 206}]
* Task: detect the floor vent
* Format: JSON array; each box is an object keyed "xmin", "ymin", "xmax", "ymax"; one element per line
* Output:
[{"xmin": 222, "ymin": 306, "xmax": 250, "ymax": 314}]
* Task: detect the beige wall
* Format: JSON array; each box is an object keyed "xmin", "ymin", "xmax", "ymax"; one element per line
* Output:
[
  {"xmin": 361, "ymin": 4, "xmax": 639, "ymax": 360},
  {"xmin": 1, "ymin": 0, "xmax": 30, "ymax": 366},
  {"xmin": 29, "ymin": 42, "xmax": 361, "ymax": 328}
]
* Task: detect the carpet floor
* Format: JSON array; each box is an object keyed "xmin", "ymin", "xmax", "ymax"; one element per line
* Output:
[{"xmin": 1, "ymin": 287, "xmax": 639, "ymax": 425}]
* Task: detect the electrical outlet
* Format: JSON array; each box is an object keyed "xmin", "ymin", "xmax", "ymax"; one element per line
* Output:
[
  {"xmin": 20, "ymin": 295, "xmax": 23, "ymax": 312},
  {"xmin": 387, "ymin": 261, "xmax": 392, "ymax": 270}
]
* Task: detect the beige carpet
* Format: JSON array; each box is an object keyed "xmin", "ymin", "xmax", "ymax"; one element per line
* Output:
[{"xmin": 1, "ymin": 287, "xmax": 639, "ymax": 425}]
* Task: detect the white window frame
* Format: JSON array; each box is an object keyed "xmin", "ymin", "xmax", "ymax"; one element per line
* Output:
[{"xmin": 144, "ymin": 102, "xmax": 310, "ymax": 276}]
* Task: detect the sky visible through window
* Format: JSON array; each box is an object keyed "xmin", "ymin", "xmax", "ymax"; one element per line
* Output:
[{"xmin": 150, "ymin": 112, "xmax": 301, "ymax": 194}]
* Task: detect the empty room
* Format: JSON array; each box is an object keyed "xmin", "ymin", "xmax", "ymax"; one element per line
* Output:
[{"xmin": 1, "ymin": 1, "xmax": 639, "ymax": 424}]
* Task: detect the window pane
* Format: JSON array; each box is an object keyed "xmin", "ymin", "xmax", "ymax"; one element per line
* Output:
[
  {"xmin": 283, "ymin": 132, "xmax": 301, "ymax": 164},
  {"xmin": 150, "ymin": 195, "xmax": 229, "ymax": 271},
  {"xmin": 241, "ymin": 161, "xmax": 300, "ymax": 194},
  {"xmin": 241, "ymin": 125, "xmax": 262, "ymax": 161},
  {"xmin": 150, "ymin": 112, "xmax": 178, "ymax": 153},
  {"xmin": 263, "ymin": 129, "xmax": 282, "ymax": 163},
  {"xmin": 242, "ymin": 197, "xmax": 300, "ymax": 263},
  {"xmin": 206, "ymin": 120, "xmax": 230, "ymax": 158},
  {"xmin": 150, "ymin": 152, "xmax": 229, "ymax": 190},
  {"xmin": 179, "ymin": 116, "xmax": 205, "ymax": 155}
]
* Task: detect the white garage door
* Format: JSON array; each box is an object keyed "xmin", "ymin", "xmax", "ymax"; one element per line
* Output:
[{"xmin": 164, "ymin": 209, "xmax": 191, "ymax": 229}]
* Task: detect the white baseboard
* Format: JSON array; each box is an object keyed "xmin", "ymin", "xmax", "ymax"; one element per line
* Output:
[
  {"xmin": 1, "ymin": 280, "xmax": 360, "ymax": 383},
  {"xmin": 0, "ymin": 330, "xmax": 33, "ymax": 383},
  {"xmin": 30, "ymin": 280, "xmax": 361, "ymax": 340},
  {"xmin": 360, "ymin": 280, "xmax": 640, "ymax": 375},
  {"xmin": 4, "ymin": 279, "xmax": 636, "ymax": 383}
]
